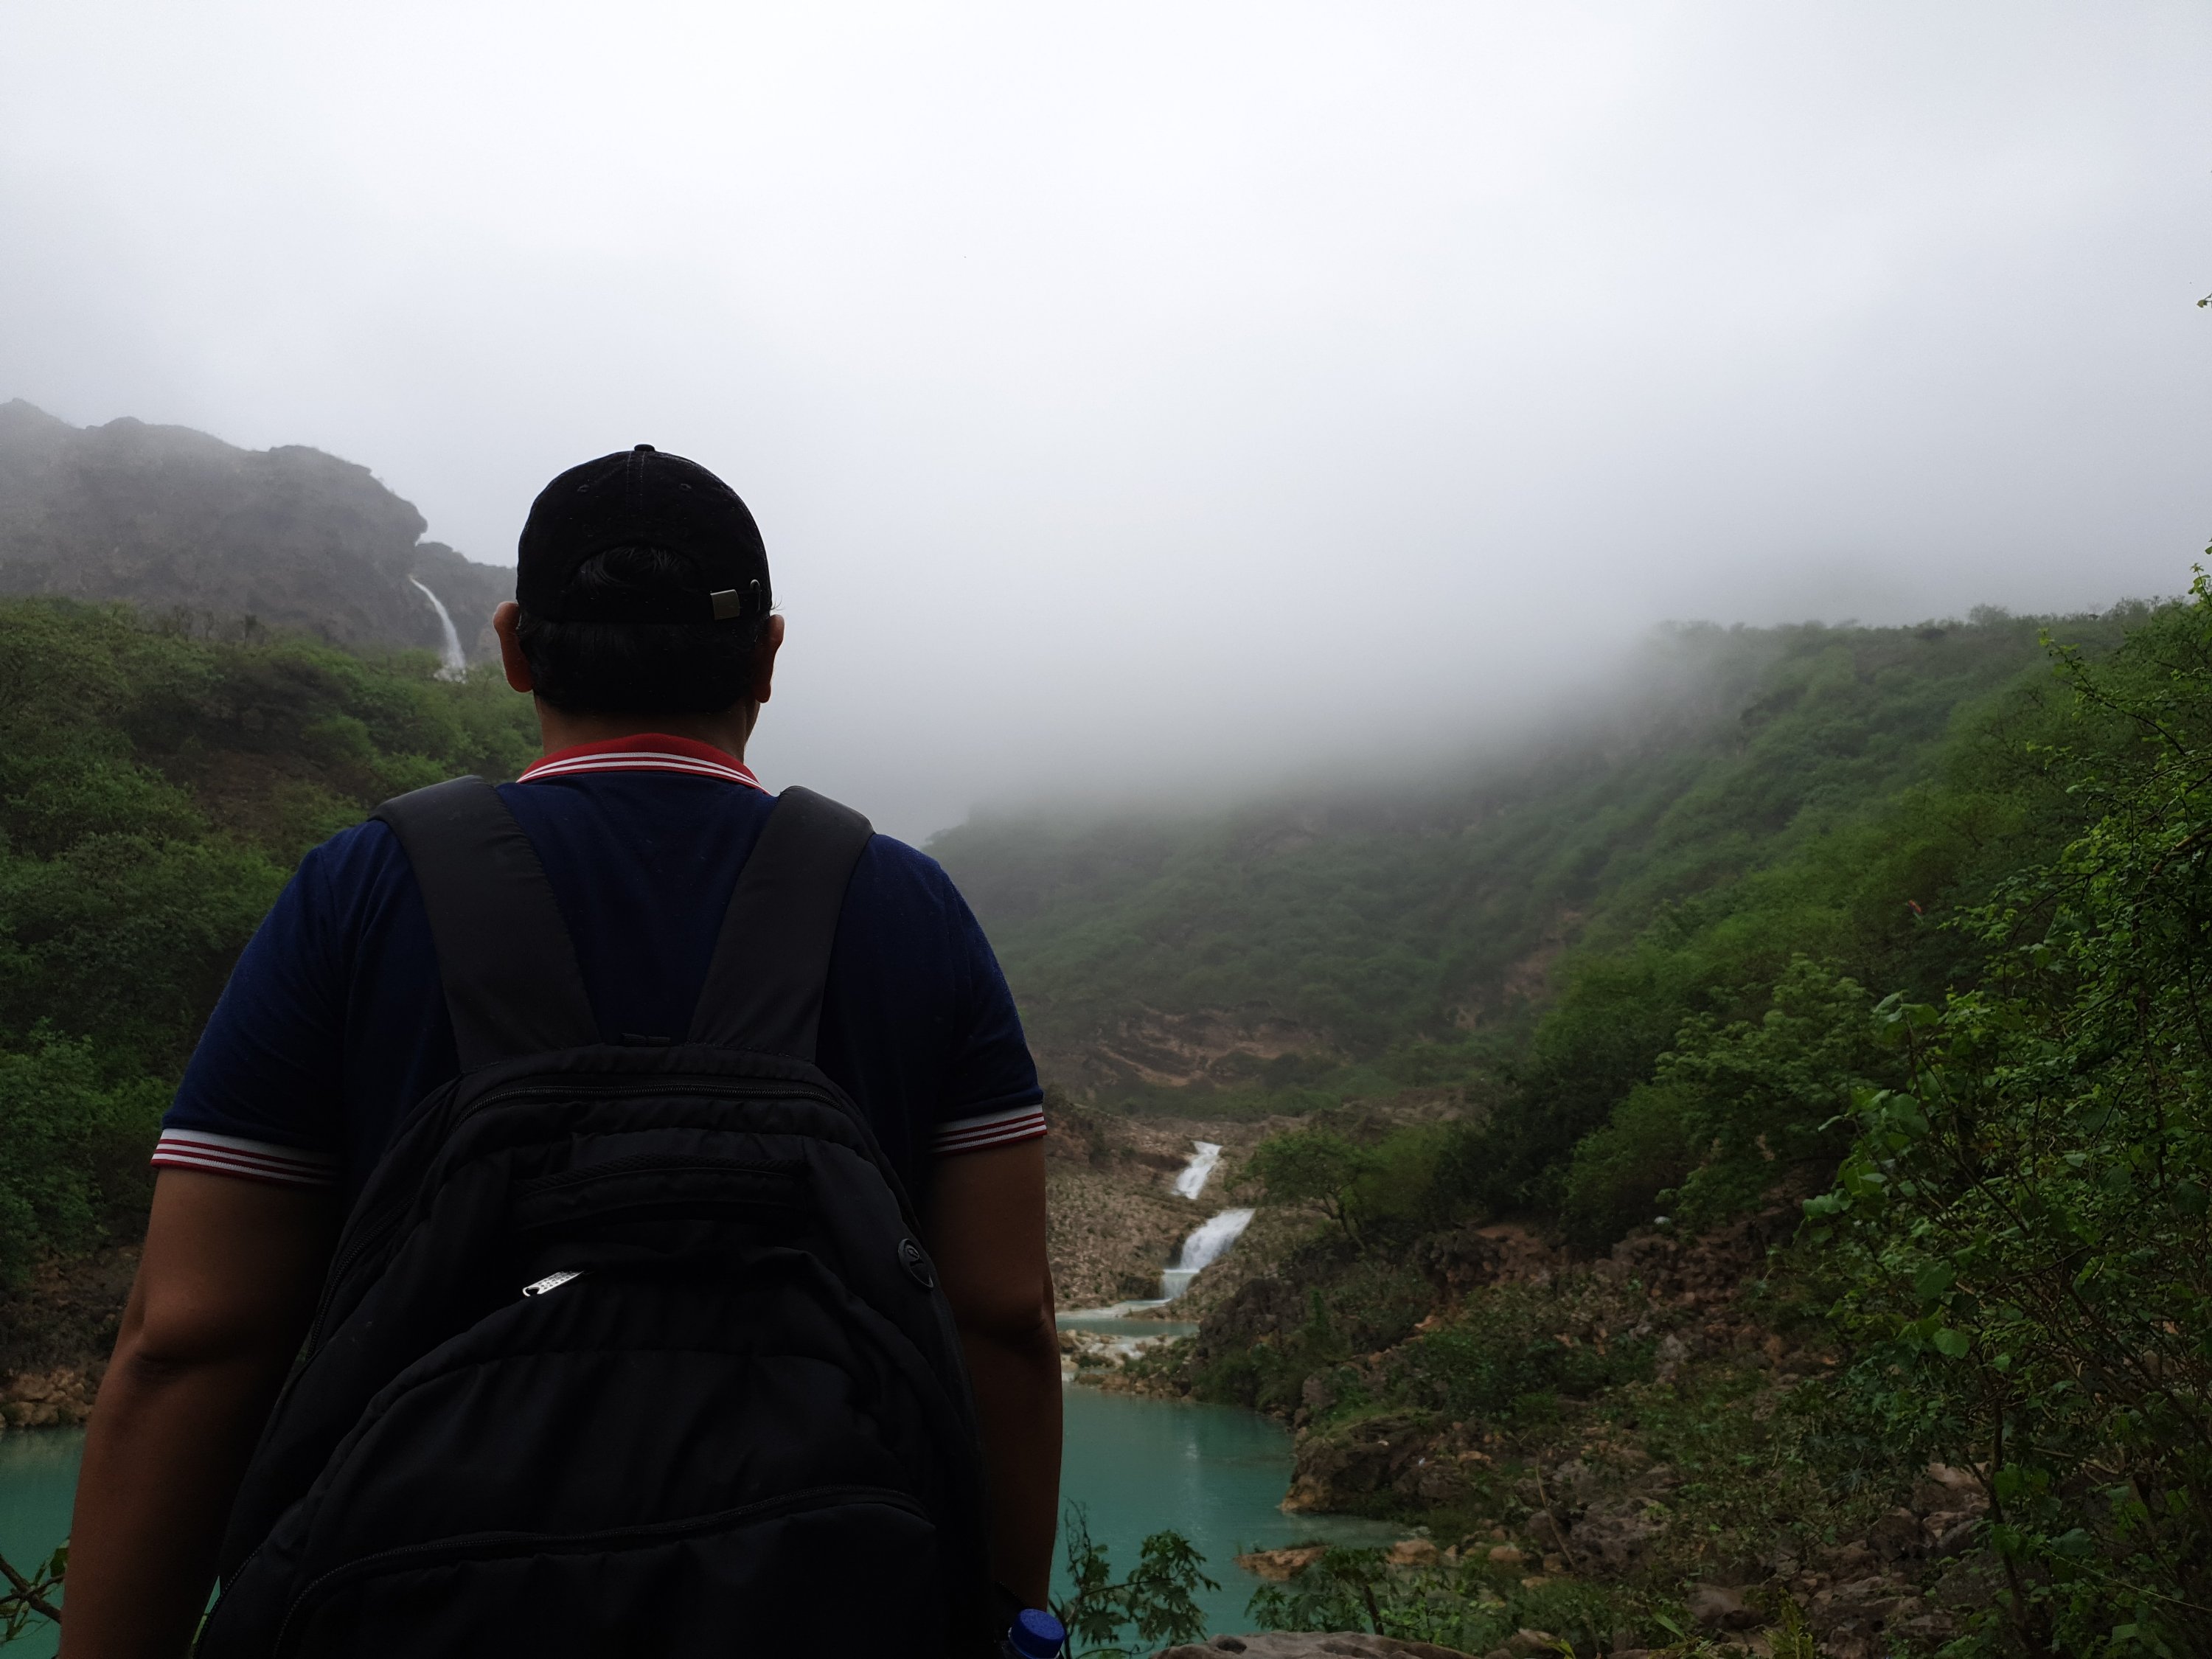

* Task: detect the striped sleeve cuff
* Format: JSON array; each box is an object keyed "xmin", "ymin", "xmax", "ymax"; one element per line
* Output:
[
  {"xmin": 931, "ymin": 1103, "xmax": 1047, "ymax": 1157},
  {"xmin": 152, "ymin": 1129, "xmax": 340, "ymax": 1189}
]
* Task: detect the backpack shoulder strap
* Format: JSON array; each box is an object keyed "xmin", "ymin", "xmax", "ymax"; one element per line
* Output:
[
  {"xmin": 372, "ymin": 776, "xmax": 599, "ymax": 1069},
  {"xmin": 687, "ymin": 786, "xmax": 873, "ymax": 1060}
]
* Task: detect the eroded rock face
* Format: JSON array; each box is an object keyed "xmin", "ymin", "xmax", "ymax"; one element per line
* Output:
[
  {"xmin": 1079, "ymin": 1006, "xmax": 1326, "ymax": 1093},
  {"xmin": 1281, "ymin": 1412, "xmax": 1471, "ymax": 1512},
  {"xmin": 0, "ymin": 1243, "xmax": 137, "ymax": 1431},
  {"xmin": 0, "ymin": 400, "xmax": 509, "ymax": 661},
  {"xmin": 0, "ymin": 1366, "xmax": 97, "ymax": 1430},
  {"xmin": 1187, "ymin": 1276, "xmax": 1311, "ymax": 1374},
  {"xmin": 1235, "ymin": 1545, "xmax": 1327, "ymax": 1582}
]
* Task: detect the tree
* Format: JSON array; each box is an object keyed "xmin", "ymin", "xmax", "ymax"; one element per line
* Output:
[
  {"xmin": 1053, "ymin": 1506, "xmax": 1215, "ymax": 1658},
  {"xmin": 1810, "ymin": 579, "xmax": 2212, "ymax": 1653},
  {"xmin": 1243, "ymin": 1130, "xmax": 1377, "ymax": 1244}
]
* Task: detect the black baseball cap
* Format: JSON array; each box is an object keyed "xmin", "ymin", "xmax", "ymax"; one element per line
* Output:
[{"xmin": 516, "ymin": 445, "xmax": 771, "ymax": 624}]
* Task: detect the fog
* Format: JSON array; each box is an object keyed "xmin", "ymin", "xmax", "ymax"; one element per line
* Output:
[{"xmin": 3, "ymin": 3, "xmax": 2209, "ymax": 838}]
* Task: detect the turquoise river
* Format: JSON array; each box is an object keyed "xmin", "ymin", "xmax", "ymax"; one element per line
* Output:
[{"xmin": 0, "ymin": 1382, "xmax": 1393, "ymax": 1648}]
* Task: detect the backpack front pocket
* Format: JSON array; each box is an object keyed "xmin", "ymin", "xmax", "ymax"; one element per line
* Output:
[{"xmin": 274, "ymin": 1484, "xmax": 942, "ymax": 1659}]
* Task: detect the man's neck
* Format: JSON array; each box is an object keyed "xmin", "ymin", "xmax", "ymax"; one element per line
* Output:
[{"xmin": 533, "ymin": 703, "xmax": 758, "ymax": 763}]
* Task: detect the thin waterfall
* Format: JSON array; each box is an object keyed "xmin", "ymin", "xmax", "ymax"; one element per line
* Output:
[
  {"xmin": 1172, "ymin": 1141, "xmax": 1223, "ymax": 1200},
  {"xmin": 1160, "ymin": 1208, "xmax": 1255, "ymax": 1301},
  {"xmin": 408, "ymin": 577, "xmax": 468, "ymax": 680}
]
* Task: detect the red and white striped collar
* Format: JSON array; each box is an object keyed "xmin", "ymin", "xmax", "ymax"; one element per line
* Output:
[{"xmin": 516, "ymin": 733, "xmax": 765, "ymax": 790}]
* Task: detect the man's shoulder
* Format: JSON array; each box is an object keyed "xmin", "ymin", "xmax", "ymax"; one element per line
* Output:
[
  {"xmin": 849, "ymin": 827, "xmax": 974, "ymax": 922},
  {"xmin": 292, "ymin": 814, "xmax": 411, "ymax": 897},
  {"xmin": 856, "ymin": 828, "xmax": 952, "ymax": 886}
]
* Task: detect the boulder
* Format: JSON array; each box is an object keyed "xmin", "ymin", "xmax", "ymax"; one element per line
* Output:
[
  {"xmin": 1805, "ymin": 1573, "xmax": 1924, "ymax": 1656},
  {"xmin": 1386, "ymin": 1537, "xmax": 1441, "ymax": 1568},
  {"xmin": 1911, "ymin": 1464, "xmax": 1988, "ymax": 1517},
  {"xmin": 1281, "ymin": 1413, "xmax": 1447, "ymax": 1512},
  {"xmin": 1924, "ymin": 1512, "xmax": 1983, "ymax": 1557},
  {"xmin": 1686, "ymin": 1584, "xmax": 1756, "ymax": 1630},
  {"xmin": 0, "ymin": 1366, "xmax": 97, "ymax": 1430},
  {"xmin": 1523, "ymin": 1509, "xmax": 1568, "ymax": 1551},
  {"xmin": 1235, "ymin": 1545, "xmax": 1327, "ymax": 1582},
  {"xmin": 1868, "ymin": 1506, "xmax": 1926, "ymax": 1562},
  {"xmin": 1570, "ymin": 1501, "xmax": 1658, "ymax": 1571}
]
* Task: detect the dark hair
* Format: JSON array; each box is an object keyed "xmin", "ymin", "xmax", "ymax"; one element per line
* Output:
[{"xmin": 515, "ymin": 546, "xmax": 769, "ymax": 715}]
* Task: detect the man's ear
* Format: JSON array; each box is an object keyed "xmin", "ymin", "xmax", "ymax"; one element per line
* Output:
[
  {"xmin": 493, "ymin": 601, "xmax": 535, "ymax": 695},
  {"xmin": 751, "ymin": 613, "xmax": 785, "ymax": 705}
]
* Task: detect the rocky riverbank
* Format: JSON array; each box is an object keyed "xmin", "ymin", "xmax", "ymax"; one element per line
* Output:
[
  {"xmin": 0, "ymin": 1245, "xmax": 132, "ymax": 1433},
  {"xmin": 1102, "ymin": 1183, "xmax": 2018, "ymax": 1659}
]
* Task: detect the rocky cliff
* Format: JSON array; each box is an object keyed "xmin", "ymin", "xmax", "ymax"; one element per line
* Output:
[{"xmin": 0, "ymin": 400, "xmax": 507, "ymax": 660}]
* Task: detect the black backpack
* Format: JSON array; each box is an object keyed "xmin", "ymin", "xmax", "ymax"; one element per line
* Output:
[{"xmin": 197, "ymin": 779, "xmax": 996, "ymax": 1658}]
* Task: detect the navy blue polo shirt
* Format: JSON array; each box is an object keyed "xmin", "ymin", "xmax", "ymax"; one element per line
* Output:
[{"xmin": 154, "ymin": 734, "xmax": 1046, "ymax": 1203}]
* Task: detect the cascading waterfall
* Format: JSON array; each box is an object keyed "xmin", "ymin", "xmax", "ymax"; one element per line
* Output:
[
  {"xmin": 408, "ymin": 577, "xmax": 468, "ymax": 681},
  {"xmin": 1172, "ymin": 1141, "xmax": 1223, "ymax": 1200},
  {"xmin": 1057, "ymin": 1142, "xmax": 1255, "ymax": 1321},
  {"xmin": 1160, "ymin": 1207, "xmax": 1255, "ymax": 1301}
]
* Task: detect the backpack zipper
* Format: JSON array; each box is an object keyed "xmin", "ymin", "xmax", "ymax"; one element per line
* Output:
[{"xmin": 306, "ymin": 1074, "xmax": 853, "ymax": 1354}]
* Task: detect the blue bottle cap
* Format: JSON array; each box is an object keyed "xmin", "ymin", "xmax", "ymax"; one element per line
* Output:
[{"xmin": 1009, "ymin": 1607, "xmax": 1066, "ymax": 1658}]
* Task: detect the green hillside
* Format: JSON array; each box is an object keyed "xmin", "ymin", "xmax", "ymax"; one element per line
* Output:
[
  {"xmin": 1116, "ymin": 583, "xmax": 2212, "ymax": 1654},
  {"xmin": 935, "ymin": 608, "xmax": 2135, "ymax": 1105},
  {"xmin": 0, "ymin": 597, "xmax": 535, "ymax": 1281}
]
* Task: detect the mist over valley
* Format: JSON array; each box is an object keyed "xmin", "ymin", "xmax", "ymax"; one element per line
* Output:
[{"xmin": 5, "ymin": 4, "xmax": 2212, "ymax": 1651}]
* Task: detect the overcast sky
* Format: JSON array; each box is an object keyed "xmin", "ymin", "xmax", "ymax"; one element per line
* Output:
[{"xmin": 4, "ymin": 2, "xmax": 2209, "ymax": 837}]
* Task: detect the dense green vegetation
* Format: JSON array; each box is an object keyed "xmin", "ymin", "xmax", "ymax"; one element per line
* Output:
[
  {"xmin": 1164, "ymin": 585, "xmax": 2212, "ymax": 1654},
  {"xmin": 0, "ymin": 598, "xmax": 535, "ymax": 1281},
  {"xmin": 938, "ymin": 609, "xmax": 2130, "ymax": 1106}
]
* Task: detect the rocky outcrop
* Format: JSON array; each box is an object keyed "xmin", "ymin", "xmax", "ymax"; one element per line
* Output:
[
  {"xmin": 1598, "ymin": 1200, "xmax": 1804, "ymax": 1304},
  {"xmin": 1236, "ymin": 1545, "xmax": 1329, "ymax": 1582},
  {"xmin": 0, "ymin": 1244, "xmax": 136, "ymax": 1432},
  {"xmin": 0, "ymin": 1366, "xmax": 97, "ymax": 1430},
  {"xmin": 0, "ymin": 400, "xmax": 508, "ymax": 661},
  {"xmin": 1077, "ymin": 1006, "xmax": 1326, "ymax": 1092},
  {"xmin": 1282, "ymin": 1412, "xmax": 1484, "ymax": 1512}
]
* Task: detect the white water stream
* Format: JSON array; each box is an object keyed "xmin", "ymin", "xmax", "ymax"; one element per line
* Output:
[
  {"xmin": 1172, "ymin": 1140, "xmax": 1223, "ymax": 1199},
  {"xmin": 1159, "ymin": 1207, "xmax": 1256, "ymax": 1300},
  {"xmin": 408, "ymin": 577, "xmax": 468, "ymax": 680},
  {"xmin": 1058, "ymin": 1140, "xmax": 1259, "ymax": 1324}
]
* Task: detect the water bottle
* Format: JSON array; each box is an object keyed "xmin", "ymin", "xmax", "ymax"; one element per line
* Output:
[{"xmin": 1001, "ymin": 1606, "xmax": 1066, "ymax": 1658}]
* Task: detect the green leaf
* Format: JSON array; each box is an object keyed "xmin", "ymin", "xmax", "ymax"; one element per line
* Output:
[{"xmin": 1913, "ymin": 1263, "xmax": 1957, "ymax": 1302}]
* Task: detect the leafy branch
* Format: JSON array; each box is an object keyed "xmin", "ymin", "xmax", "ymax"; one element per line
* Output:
[
  {"xmin": 0, "ymin": 1544, "xmax": 65, "ymax": 1647},
  {"xmin": 1052, "ymin": 1506, "xmax": 1214, "ymax": 1658}
]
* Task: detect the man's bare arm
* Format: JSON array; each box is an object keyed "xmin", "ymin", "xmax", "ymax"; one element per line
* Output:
[
  {"xmin": 925, "ymin": 1137, "xmax": 1061, "ymax": 1610},
  {"xmin": 61, "ymin": 1170, "xmax": 338, "ymax": 1659}
]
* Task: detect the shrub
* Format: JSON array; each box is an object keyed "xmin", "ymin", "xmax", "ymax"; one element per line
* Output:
[
  {"xmin": 1377, "ymin": 1280, "xmax": 1655, "ymax": 1424},
  {"xmin": 1809, "ymin": 580, "xmax": 2212, "ymax": 1654},
  {"xmin": 0, "ymin": 1033, "xmax": 166, "ymax": 1284}
]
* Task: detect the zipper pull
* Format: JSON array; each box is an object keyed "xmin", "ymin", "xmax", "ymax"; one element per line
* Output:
[{"xmin": 521, "ymin": 1270, "xmax": 583, "ymax": 1298}]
